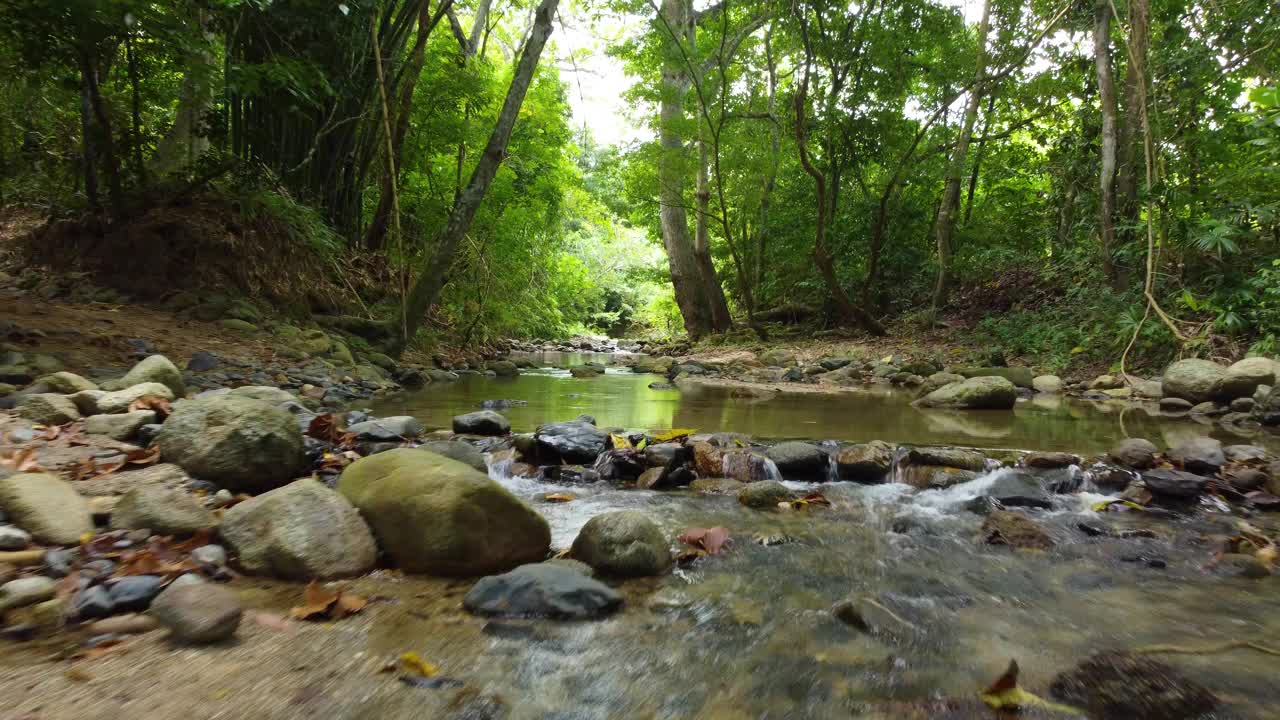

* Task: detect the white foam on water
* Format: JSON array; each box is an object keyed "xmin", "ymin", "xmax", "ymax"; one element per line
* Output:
[{"xmin": 911, "ymin": 466, "xmax": 1015, "ymax": 511}]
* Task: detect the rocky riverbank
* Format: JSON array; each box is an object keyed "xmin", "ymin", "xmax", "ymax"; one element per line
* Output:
[{"xmin": 2, "ymin": 343, "xmax": 1280, "ymax": 717}]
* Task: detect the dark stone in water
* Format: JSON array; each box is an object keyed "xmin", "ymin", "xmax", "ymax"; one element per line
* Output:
[
  {"xmin": 765, "ymin": 441, "xmax": 830, "ymax": 481},
  {"xmin": 982, "ymin": 470, "xmax": 1052, "ymax": 508},
  {"xmin": 594, "ymin": 449, "xmax": 645, "ymax": 482},
  {"xmin": 648, "ymin": 382, "xmax": 676, "ymax": 390},
  {"xmin": 463, "ymin": 563, "xmax": 623, "ymax": 619},
  {"xmin": 1051, "ymin": 651, "xmax": 1216, "ymax": 719},
  {"xmin": 1141, "ymin": 469, "xmax": 1207, "ymax": 498},
  {"xmin": 534, "ymin": 421, "xmax": 608, "ymax": 464}
]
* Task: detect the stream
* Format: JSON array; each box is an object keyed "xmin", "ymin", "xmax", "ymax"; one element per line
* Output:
[{"xmin": 353, "ymin": 352, "xmax": 1280, "ymax": 719}]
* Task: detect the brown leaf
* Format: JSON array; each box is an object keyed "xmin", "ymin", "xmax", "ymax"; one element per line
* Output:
[
  {"xmin": 984, "ymin": 659, "xmax": 1019, "ymax": 695},
  {"xmin": 0, "ymin": 448, "xmax": 43, "ymax": 473},
  {"xmin": 543, "ymin": 492, "xmax": 576, "ymax": 503},
  {"xmin": 677, "ymin": 526, "xmax": 731, "ymax": 555},
  {"xmin": 125, "ymin": 445, "xmax": 161, "ymax": 466},
  {"xmin": 128, "ymin": 395, "xmax": 172, "ymax": 419},
  {"xmin": 306, "ymin": 413, "xmax": 343, "ymax": 444},
  {"xmin": 289, "ymin": 581, "xmax": 367, "ymax": 621}
]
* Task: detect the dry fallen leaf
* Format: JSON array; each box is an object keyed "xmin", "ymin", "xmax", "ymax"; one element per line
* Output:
[
  {"xmin": 307, "ymin": 414, "xmax": 343, "ymax": 444},
  {"xmin": 290, "ymin": 581, "xmax": 368, "ymax": 621},
  {"xmin": 0, "ymin": 447, "xmax": 43, "ymax": 473},
  {"xmin": 543, "ymin": 492, "xmax": 576, "ymax": 503},
  {"xmin": 789, "ymin": 492, "xmax": 832, "ymax": 510},
  {"xmin": 128, "ymin": 395, "xmax": 172, "ymax": 419},
  {"xmin": 677, "ymin": 527, "xmax": 731, "ymax": 555},
  {"xmin": 977, "ymin": 659, "xmax": 1082, "ymax": 714}
]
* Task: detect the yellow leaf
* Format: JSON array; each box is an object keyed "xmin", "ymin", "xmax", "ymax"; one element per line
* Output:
[
  {"xmin": 610, "ymin": 434, "xmax": 631, "ymax": 450},
  {"xmin": 978, "ymin": 660, "xmax": 1082, "ymax": 715},
  {"xmin": 636, "ymin": 438, "xmax": 648, "ymax": 451},
  {"xmin": 399, "ymin": 652, "xmax": 439, "ymax": 678},
  {"xmin": 1071, "ymin": 346, "xmax": 1086, "ymax": 355},
  {"xmin": 652, "ymin": 428, "xmax": 696, "ymax": 442}
]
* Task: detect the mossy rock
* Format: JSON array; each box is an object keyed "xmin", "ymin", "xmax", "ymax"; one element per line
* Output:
[
  {"xmin": 337, "ymin": 449, "xmax": 550, "ymax": 576},
  {"xmin": 221, "ymin": 318, "xmax": 258, "ymax": 334}
]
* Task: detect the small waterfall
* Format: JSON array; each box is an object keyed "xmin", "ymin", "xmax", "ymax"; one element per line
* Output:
[
  {"xmin": 825, "ymin": 452, "xmax": 840, "ymax": 483},
  {"xmin": 487, "ymin": 448, "xmax": 515, "ymax": 481},
  {"xmin": 719, "ymin": 450, "xmax": 781, "ymax": 482},
  {"xmin": 759, "ymin": 455, "xmax": 782, "ymax": 482}
]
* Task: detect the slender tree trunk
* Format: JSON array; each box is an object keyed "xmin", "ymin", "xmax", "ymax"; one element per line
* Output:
[
  {"xmin": 365, "ymin": 0, "xmax": 451, "ymax": 251},
  {"xmin": 793, "ymin": 58, "xmax": 885, "ymax": 336},
  {"xmin": 1094, "ymin": 0, "xmax": 1121, "ymax": 288},
  {"xmin": 79, "ymin": 47, "xmax": 124, "ymax": 217},
  {"xmin": 1116, "ymin": 0, "xmax": 1148, "ymax": 247},
  {"xmin": 657, "ymin": 0, "xmax": 711, "ymax": 337},
  {"xmin": 963, "ymin": 94, "xmax": 996, "ymax": 225},
  {"xmin": 394, "ymin": 0, "xmax": 559, "ymax": 352},
  {"xmin": 78, "ymin": 69, "xmax": 100, "ymax": 212},
  {"xmin": 931, "ymin": 0, "xmax": 991, "ymax": 313},
  {"xmin": 753, "ymin": 25, "xmax": 780, "ymax": 314},
  {"xmin": 1056, "ymin": 180, "xmax": 1078, "ymax": 254},
  {"xmin": 125, "ymin": 33, "xmax": 147, "ymax": 188},
  {"xmin": 152, "ymin": 6, "xmax": 213, "ymax": 176}
]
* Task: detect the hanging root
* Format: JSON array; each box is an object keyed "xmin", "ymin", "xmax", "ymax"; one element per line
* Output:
[{"xmin": 1133, "ymin": 641, "xmax": 1280, "ymax": 657}]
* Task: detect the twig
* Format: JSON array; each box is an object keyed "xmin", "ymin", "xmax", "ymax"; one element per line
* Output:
[{"xmin": 1133, "ymin": 641, "xmax": 1280, "ymax": 657}]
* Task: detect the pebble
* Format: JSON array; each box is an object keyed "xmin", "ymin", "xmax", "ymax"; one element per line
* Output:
[
  {"xmin": 43, "ymin": 548, "xmax": 78, "ymax": 578},
  {"xmin": 0, "ymin": 576, "xmax": 57, "ymax": 611},
  {"xmin": 150, "ymin": 583, "xmax": 242, "ymax": 644},
  {"xmin": 190, "ymin": 544, "xmax": 227, "ymax": 568},
  {"xmin": 213, "ymin": 489, "xmax": 235, "ymax": 507},
  {"xmin": 0, "ymin": 525, "xmax": 31, "ymax": 551},
  {"xmin": 86, "ymin": 613, "xmax": 160, "ymax": 635}
]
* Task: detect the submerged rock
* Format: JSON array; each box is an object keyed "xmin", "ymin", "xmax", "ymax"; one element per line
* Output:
[
  {"xmin": 1141, "ymin": 468, "xmax": 1207, "ymax": 499},
  {"xmin": 980, "ymin": 510, "xmax": 1053, "ymax": 549},
  {"xmin": 1050, "ymin": 651, "xmax": 1216, "ymax": 720},
  {"xmin": 737, "ymin": 480, "xmax": 796, "ymax": 509},
  {"xmin": 914, "ymin": 376, "xmax": 1017, "ymax": 410},
  {"xmin": 463, "ymin": 563, "xmax": 622, "ymax": 619},
  {"xmin": 570, "ymin": 510, "xmax": 671, "ymax": 577},
  {"xmin": 158, "ymin": 395, "xmax": 306, "ymax": 492},
  {"xmin": 338, "ymin": 449, "xmax": 550, "ymax": 576},
  {"xmin": 221, "ymin": 479, "xmax": 377, "ymax": 580}
]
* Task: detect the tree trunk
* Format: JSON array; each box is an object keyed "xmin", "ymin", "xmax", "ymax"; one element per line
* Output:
[
  {"xmin": 693, "ymin": 131, "xmax": 733, "ymax": 330},
  {"xmin": 793, "ymin": 58, "xmax": 885, "ymax": 336},
  {"xmin": 753, "ymin": 24, "xmax": 781, "ymax": 314},
  {"xmin": 1055, "ymin": 179, "xmax": 1078, "ymax": 254},
  {"xmin": 394, "ymin": 0, "xmax": 559, "ymax": 352},
  {"xmin": 365, "ymin": 0, "xmax": 451, "ymax": 251},
  {"xmin": 931, "ymin": 0, "xmax": 991, "ymax": 313},
  {"xmin": 79, "ymin": 46, "xmax": 124, "ymax": 217},
  {"xmin": 78, "ymin": 68, "xmax": 100, "ymax": 212},
  {"xmin": 1116, "ymin": 0, "xmax": 1148, "ymax": 247},
  {"xmin": 152, "ymin": 6, "xmax": 213, "ymax": 177},
  {"xmin": 1094, "ymin": 0, "xmax": 1121, "ymax": 288},
  {"xmin": 963, "ymin": 94, "xmax": 996, "ymax": 225},
  {"xmin": 657, "ymin": 0, "xmax": 711, "ymax": 337}
]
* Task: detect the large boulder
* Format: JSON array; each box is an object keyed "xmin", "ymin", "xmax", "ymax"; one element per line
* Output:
[
  {"xmin": 953, "ymin": 367, "xmax": 1035, "ymax": 388},
  {"xmin": 914, "ymin": 376, "xmax": 1017, "ymax": 410},
  {"xmin": 463, "ymin": 563, "xmax": 622, "ymax": 619},
  {"xmin": 534, "ymin": 420, "xmax": 609, "ymax": 464},
  {"xmin": 981, "ymin": 470, "xmax": 1052, "ymax": 508},
  {"xmin": 1161, "ymin": 359, "xmax": 1227, "ymax": 404},
  {"xmin": 97, "ymin": 382, "xmax": 175, "ymax": 414},
  {"xmin": 116, "ymin": 355, "xmax": 186, "ymax": 397},
  {"xmin": 1214, "ymin": 357, "xmax": 1277, "ymax": 401},
  {"xmin": 157, "ymin": 395, "xmax": 307, "ymax": 492},
  {"xmin": 220, "ymin": 479, "xmax": 377, "ymax": 580},
  {"xmin": 337, "ymin": 449, "xmax": 550, "ymax": 576},
  {"xmin": 488, "ymin": 360, "xmax": 519, "ymax": 377},
  {"xmin": 1167, "ymin": 436, "xmax": 1224, "ymax": 476},
  {"xmin": 0, "ymin": 473, "xmax": 93, "ymax": 545},
  {"xmin": 110, "ymin": 486, "xmax": 215, "ymax": 536},
  {"xmin": 919, "ymin": 372, "xmax": 965, "ymax": 395},
  {"xmin": 765, "ymin": 441, "xmax": 830, "ymax": 480},
  {"xmin": 835, "ymin": 440, "xmax": 895, "ymax": 483},
  {"xmin": 453, "ymin": 410, "xmax": 511, "ymax": 436},
  {"xmin": 16, "ymin": 393, "xmax": 81, "ymax": 425},
  {"xmin": 570, "ymin": 510, "xmax": 671, "ymax": 577}
]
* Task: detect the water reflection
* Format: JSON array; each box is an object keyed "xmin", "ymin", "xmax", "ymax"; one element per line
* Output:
[{"xmin": 371, "ymin": 362, "xmax": 1269, "ymax": 453}]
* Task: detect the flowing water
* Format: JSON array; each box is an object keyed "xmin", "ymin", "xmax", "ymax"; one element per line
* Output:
[{"xmin": 357, "ymin": 353, "xmax": 1280, "ymax": 718}]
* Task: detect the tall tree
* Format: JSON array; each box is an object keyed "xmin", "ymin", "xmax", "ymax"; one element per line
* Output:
[
  {"xmin": 395, "ymin": 0, "xmax": 561, "ymax": 351},
  {"xmin": 931, "ymin": 0, "xmax": 992, "ymax": 312},
  {"xmin": 1094, "ymin": 0, "xmax": 1121, "ymax": 288}
]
